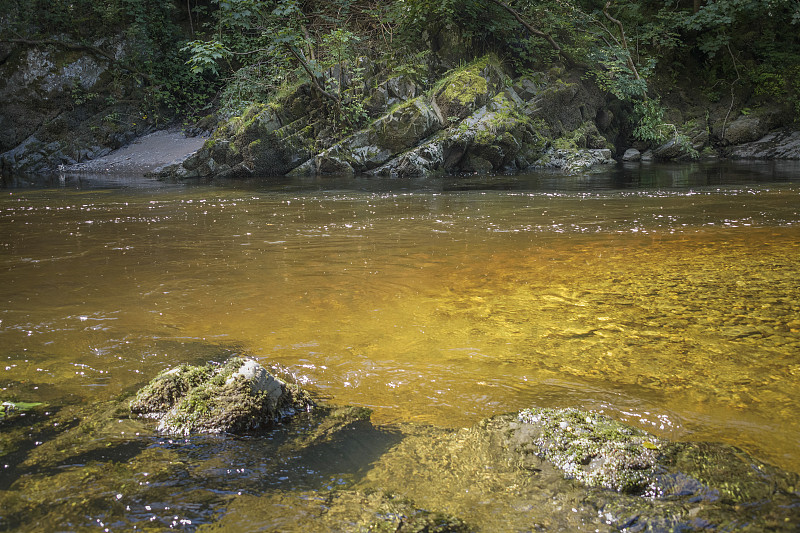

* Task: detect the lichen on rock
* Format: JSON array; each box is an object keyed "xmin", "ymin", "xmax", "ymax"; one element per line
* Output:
[
  {"xmin": 130, "ymin": 357, "xmax": 313, "ymax": 435},
  {"xmin": 515, "ymin": 407, "xmax": 663, "ymax": 493}
]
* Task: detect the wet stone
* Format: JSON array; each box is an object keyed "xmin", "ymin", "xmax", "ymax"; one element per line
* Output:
[
  {"xmin": 514, "ymin": 407, "xmax": 662, "ymax": 493},
  {"xmin": 130, "ymin": 357, "xmax": 313, "ymax": 435}
]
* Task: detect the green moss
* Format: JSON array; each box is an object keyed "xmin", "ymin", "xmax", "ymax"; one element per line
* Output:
[
  {"xmin": 131, "ymin": 357, "xmax": 313, "ymax": 435},
  {"xmin": 129, "ymin": 364, "xmax": 212, "ymax": 416},
  {"xmin": 551, "ymin": 121, "xmax": 609, "ymax": 151},
  {"xmin": 437, "ymin": 62, "xmax": 488, "ymax": 107},
  {"xmin": 518, "ymin": 407, "xmax": 662, "ymax": 493},
  {"xmin": 0, "ymin": 400, "xmax": 44, "ymax": 421},
  {"xmin": 372, "ymin": 97, "xmax": 437, "ymax": 153},
  {"xmin": 432, "ymin": 56, "xmax": 488, "ymax": 94},
  {"xmin": 230, "ymin": 103, "xmax": 267, "ymax": 136}
]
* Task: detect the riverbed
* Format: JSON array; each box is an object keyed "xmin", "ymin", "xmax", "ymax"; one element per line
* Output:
[{"xmin": 1, "ymin": 161, "xmax": 799, "ymax": 530}]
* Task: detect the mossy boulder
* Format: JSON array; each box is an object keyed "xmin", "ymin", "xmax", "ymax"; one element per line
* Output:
[
  {"xmin": 291, "ymin": 96, "xmax": 442, "ymax": 176},
  {"xmin": 371, "ymin": 97, "xmax": 443, "ymax": 154},
  {"xmin": 370, "ymin": 88, "xmax": 543, "ymax": 177},
  {"xmin": 362, "ymin": 407, "xmax": 800, "ymax": 531},
  {"xmin": 157, "ymin": 86, "xmax": 319, "ymax": 179},
  {"xmin": 514, "ymin": 408, "xmax": 662, "ymax": 493},
  {"xmin": 433, "ymin": 55, "xmax": 507, "ymax": 122},
  {"xmin": 506, "ymin": 408, "xmax": 800, "ymax": 510},
  {"xmin": 130, "ymin": 357, "xmax": 313, "ymax": 435}
]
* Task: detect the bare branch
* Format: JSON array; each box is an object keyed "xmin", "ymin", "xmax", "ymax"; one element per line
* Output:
[
  {"xmin": 602, "ymin": 1, "xmax": 640, "ymax": 80},
  {"xmin": 486, "ymin": 0, "xmax": 562, "ymax": 53},
  {"xmin": 284, "ymin": 44, "xmax": 339, "ymax": 103}
]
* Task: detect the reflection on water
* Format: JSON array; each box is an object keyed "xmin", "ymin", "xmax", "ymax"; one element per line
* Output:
[
  {"xmin": 5, "ymin": 159, "xmax": 800, "ymax": 192},
  {"xmin": 1, "ymin": 164, "xmax": 799, "ymax": 529}
]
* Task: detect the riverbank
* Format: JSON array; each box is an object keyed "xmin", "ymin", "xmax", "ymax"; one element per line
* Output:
[{"xmin": 59, "ymin": 129, "xmax": 207, "ymax": 176}]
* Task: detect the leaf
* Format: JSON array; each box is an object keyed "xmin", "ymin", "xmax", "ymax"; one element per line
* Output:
[{"xmin": 1, "ymin": 401, "xmax": 44, "ymax": 420}]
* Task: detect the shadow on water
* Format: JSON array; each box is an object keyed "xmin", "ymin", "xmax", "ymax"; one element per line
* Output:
[
  {"xmin": 117, "ymin": 413, "xmax": 404, "ymax": 529},
  {"xmin": 159, "ymin": 416, "xmax": 404, "ymax": 495},
  {"xmin": 0, "ymin": 403, "xmax": 404, "ymax": 531},
  {"xmin": 0, "ymin": 406, "xmax": 78, "ymax": 491},
  {"xmin": 205, "ymin": 160, "xmax": 800, "ymax": 194}
]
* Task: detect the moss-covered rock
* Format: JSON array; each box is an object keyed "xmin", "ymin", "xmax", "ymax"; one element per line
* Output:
[
  {"xmin": 433, "ymin": 55, "xmax": 506, "ymax": 122},
  {"xmin": 363, "ymin": 407, "xmax": 800, "ymax": 531},
  {"xmin": 291, "ymin": 96, "xmax": 442, "ymax": 176},
  {"xmin": 156, "ymin": 86, "xmax": 320, "ymax": 179},
  {"xmin": 0, "ymin": 400, "xmax": 44, "ymax": 421},
  {"xmin": 130, "ymin": 357, "xmax": 313, "ymax": 435},
  {"xmin": 512, "ymin": 406, "xmax": 800, "ymax": 501},
  {"xmin": 515, "ymin": 407, "xmax": 662, "ymax": 493}
]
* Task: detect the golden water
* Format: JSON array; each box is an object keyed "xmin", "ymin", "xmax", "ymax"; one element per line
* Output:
[{"xmin": 2, "ymin": 173, "xmax": 799, "ymax": 483}]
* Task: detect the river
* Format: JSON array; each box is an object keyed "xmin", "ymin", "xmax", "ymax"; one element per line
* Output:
[{"xmin": 1, "ymin": 161, "xmax": 799, "ymax": 530}]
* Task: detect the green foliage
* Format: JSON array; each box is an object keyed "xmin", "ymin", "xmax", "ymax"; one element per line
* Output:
[
  {"xmin": 70, "ymin": 81, "xmax": 99, "ymax": 108},
  {"xmin": 9, "ymin": 0, "xmax": 800, "ymax": 136},
  {"xmin": 632, "ymin": 98, "xmax": 697, "ymax": 158},
  {"xmin": 1, "ymin": 400, "xmax": 43, "ymax": 420},
  {"xmin": 2, "ymin": 0, "xmax": 220, "ymax": 121},
  {"xmin": 587, "ymin": 46, "xmax": 650, "ymax": 100},
  {"xmin": 182, "ymin": 40, "xmax": 231, "ymax": 75},
  {"xmin": 632, "ymin": 98, "xmax": 668, "ymax": 145}
]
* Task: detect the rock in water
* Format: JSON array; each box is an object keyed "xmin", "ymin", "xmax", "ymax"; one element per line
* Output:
[
  {"xmin": 515, "ymin": 407, "xmax": 662, "ymax": 493},
  {"xmin": 130, "ymin": 357, "xmax": 313, "ymax": 435},
  {"xmin": 622, "ymin": 148, "xmax": 641, "ymax": 161}
]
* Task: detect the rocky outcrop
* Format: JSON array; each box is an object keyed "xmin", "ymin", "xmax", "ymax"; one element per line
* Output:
[
  {"xmin": 290, "ymin": 95, "xmax": 444, "ymax": 176},
  {"xmin": 130, "ymin": 357, "xmax": 313, "ymax": 435},
  {"xmin": 726, "ymin": 130, "xmax": 800, "ymax": 159},
  {"xmin": 363, "ymin": 407, "xmax": 800, "ymax": 532},
  {"xmin": 368, "ymin": 87, "xmax": 546, "ymax": 177},
  {"xmin": 0, "ymin": 39, "xmax": 162, "ymax": 176},
  {"xmin": 158, "ymin": 57, "xmax": 620, "ymax": 180}
]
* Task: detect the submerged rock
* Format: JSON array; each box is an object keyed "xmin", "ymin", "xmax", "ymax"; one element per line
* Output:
[
  {"xmin": 0, "ymin": 400, "xmax": 43, "ymax": 421},
  {"xmin": 505, "ymin": 408, "xmax": 800, "ymax": 529},
  {"xmin": 364, "ymin": 407, "xmax": 800, "ymax": 531},
  {"xmin": 200, "ymin": 490, "xmax": 470, "ymax": 533},
  {"xmin": 130, "ymin": 357, "xmax": 313, "ymax": 435},
  {"xmin": 515, "ymin": 407, "xmax": 662, "ymax": 493}
]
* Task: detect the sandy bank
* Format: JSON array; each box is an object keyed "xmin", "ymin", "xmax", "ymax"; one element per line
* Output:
[{"xmin": 61, "ymin": 130, "xmax": 207, "ymax": 175}]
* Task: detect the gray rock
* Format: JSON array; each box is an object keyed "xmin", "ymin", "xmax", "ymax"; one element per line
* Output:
[
  {"xmin": 534, "ymin": 147, "xmax": 615, "ymax": 172},
  {"xmin": 653, "ymin": 138, "xmax": 688, "ymax": 160},
  {"xmin": 727, "ymin": 130, "xmax": 800, "ymax": 159},
  {"xmin": 622, "ymin": 148, "xmax": 641, "ymax": 162},
  {"xmin": 386, "ymin": 76, "xmax": 418, "ymax": 101},
  {"xmin": 226, "ymin": 358, "xmax": 285, "ymax": 401},
  {"xmin": 722, "ymin": 115, "xmax": 773, "ymax": 146},
  {"xmin": 130, "ymin": 357, "xmax": 313, "ymax": 435}
]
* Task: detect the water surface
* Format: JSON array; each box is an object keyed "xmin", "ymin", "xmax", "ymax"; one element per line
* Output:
[{"xmin": 1, "ymin": 161, "xmax": 799, "ymax": 529}]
